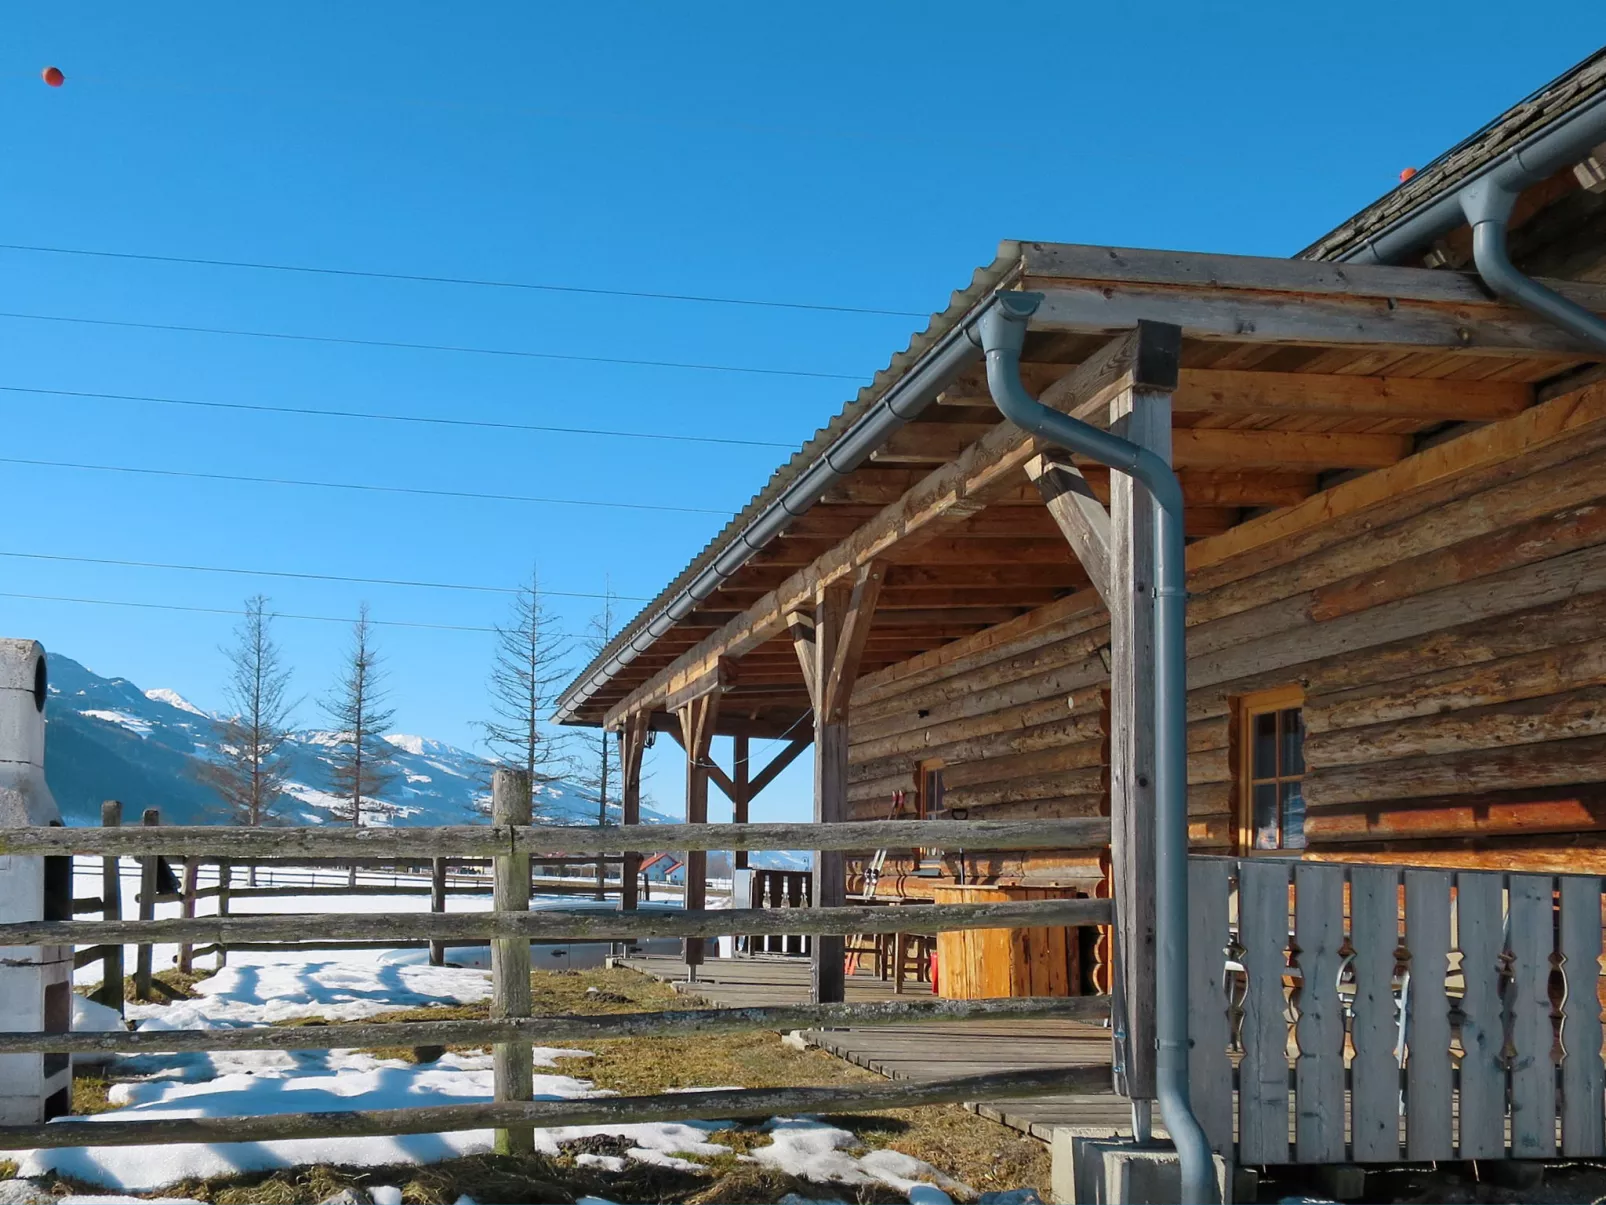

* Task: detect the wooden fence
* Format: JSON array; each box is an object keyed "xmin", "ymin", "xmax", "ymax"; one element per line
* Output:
[
  {"xmin": 0, "ymin": 772, "xmax": 1113, "ymax": 1153},
  {"xmin": 1189, "ymin": 856, "xmax": 1606, "ymax": 1165}
]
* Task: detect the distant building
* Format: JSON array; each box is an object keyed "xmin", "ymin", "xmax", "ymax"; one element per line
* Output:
[{"xmin": 638, "ymin": 853, "xmax": 685, "ymax": 884}]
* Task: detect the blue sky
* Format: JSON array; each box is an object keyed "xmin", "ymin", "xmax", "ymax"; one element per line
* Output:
[{"xmin": 2, "ymin": 4, "xmax": 1601, "ymax": 823}]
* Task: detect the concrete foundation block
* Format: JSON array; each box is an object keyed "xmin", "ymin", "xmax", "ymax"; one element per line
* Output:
[{"xmin": 1051, "ymin": 1126, "xmax": 1233, "ymax": 1204}]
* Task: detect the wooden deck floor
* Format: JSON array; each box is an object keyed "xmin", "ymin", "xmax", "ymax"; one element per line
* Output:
[{"xmin": 618, "ymin": 954, "xmax": 1136, "ymax": 1141}]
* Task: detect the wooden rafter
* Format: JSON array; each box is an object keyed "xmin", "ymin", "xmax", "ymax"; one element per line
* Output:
[{"xmin": 1025, "ymin": 451, "xmax": 1112, "ymax": 605}]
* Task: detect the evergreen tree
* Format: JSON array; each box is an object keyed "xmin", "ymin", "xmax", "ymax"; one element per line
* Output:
[{"xmin": 573, "ymin": 589, "xmax": 620, "ymax": 895}]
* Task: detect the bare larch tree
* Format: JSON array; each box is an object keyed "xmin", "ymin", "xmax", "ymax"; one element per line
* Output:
[
  {"xmin": 323, "ymin": 604, "xmax": 396, "ymax": 882},
  {"xmin": 479, "ymin": 567, "xmax": 569, "ymax": 823},
  {"xmin": 200, "ymin": 596, "xmax": 295, "ymax": 883},
  {"xmin": 573, "ymin": 589, "xmax": 619, "ymax": 897}
]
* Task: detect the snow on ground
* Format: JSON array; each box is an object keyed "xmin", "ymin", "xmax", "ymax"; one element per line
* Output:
[
  {"xmin": 142, "ymin": 689, "xmax": 209, "ymax": 718},
  {"xmin": 39, "ymin": 872, "xmax": 965, "ymax": 1200}
]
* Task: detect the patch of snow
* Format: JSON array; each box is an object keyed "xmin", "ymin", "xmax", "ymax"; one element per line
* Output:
[
  {"xmin": 144, "ymin": 689, "xmax": 208, "ymax": 717},
  {"xmin": 370, "ymin": 1188, "xmax": 403, "ymax": 1205},
  {"xmin": 576, "ymin": 1153, "xmax": 626, "ymax": 1172},
  {"xmin": 753, "ymin": 1119, "xmax": 970, "ymax": 1199},
  {"xmin": 78, "ymin": 710, "xmax": 153, "ymax": 738},
  {"xmin": 383, "ymin": 734, "xmax": 429, "ymax": 756}
]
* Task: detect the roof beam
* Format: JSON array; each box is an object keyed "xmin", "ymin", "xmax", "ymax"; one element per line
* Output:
[
  {"xmin": 602, "ymin": 326, "xmax": 1163, "ymax": 728},
  {"xmin": 1173, "ymin": 369, "xmax": 1532, "ymax": 421},
  {"xmin": 1166, "ymin": 429, "xmax": 1411, "ymax": 471}
]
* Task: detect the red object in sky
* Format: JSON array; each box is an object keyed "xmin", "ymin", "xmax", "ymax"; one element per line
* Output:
[
  {"xmin": 41, "ymin": 66, "xmax": 64, "ymax": 87},
  {"xmin": 1399, "ymin": 166, "xmax": 1418, "ymax": 182}
]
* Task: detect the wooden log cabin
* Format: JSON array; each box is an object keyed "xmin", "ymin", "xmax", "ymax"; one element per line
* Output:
[{"xmin": 556, "ymin": 49, "xmax": 1606, "ymax": 1053}]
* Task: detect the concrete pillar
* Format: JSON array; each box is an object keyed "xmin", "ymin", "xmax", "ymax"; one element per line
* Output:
[{"xmin": 0, "ymin": 639, "xmax": 71, "ymax": 1124}]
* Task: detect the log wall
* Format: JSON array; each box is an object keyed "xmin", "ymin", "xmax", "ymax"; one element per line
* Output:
[{"xmin": 848, "ymin": 379, "xmax": 1606, "ymax": 880}]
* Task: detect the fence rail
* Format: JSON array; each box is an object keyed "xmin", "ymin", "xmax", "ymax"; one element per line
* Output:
[{"xmin": 0, "ymin": 776, "xmax": 1113, "ymax": 1155}]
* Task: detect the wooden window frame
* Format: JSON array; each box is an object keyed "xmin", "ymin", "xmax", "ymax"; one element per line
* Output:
[{"xmin": 1235, "ymin": 684, "xmax": 1306, "ymax": 855}]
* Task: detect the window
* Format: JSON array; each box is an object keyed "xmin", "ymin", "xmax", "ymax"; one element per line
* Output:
[
  {"xmin": 914, "ymin": 762, "xmax": 945, "ymax": 875},
  {"xmin": 1238, "ymin": 686, "xmax": 1306, "ymax": 853}
]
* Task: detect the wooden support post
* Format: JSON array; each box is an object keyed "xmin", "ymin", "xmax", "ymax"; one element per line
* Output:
[
  {"xmin": 177, "ymin": 858, "xmax": 199, "ymax": 975},
  {"xmin": 799, "ymin": 560, "xmax": 885, "ymax": 1004},
  {"xmin": 215, "ymin": 859, "xmax": 230, "ymax": 969},
  {"xmin": 618, "ymin": 714, "xmax": 648, "ymax": 913},
  {"xmin": 490, "ymin": 766, "xmax": 533, "ymax": 1155},
  {"xmin": 676, "ymin": 690, "xmax": 721, "ymax": 975},
  {"xmin": 96, "ymin": 801, "xmax": 124, "ymax": 1014},
  {"xmin": 732, "ymin": 734, "xmax": 751, "ymax": 873},
  {"xmin": 429, "ymin": 857, "xmax": 448, "ymax": 966},
  {"xmin": 1105, "ymin": 322, "xmax": 1181, "ymax": 1105},
  {"xmin": 134, "ymin": 808, "xmax": 159, "ymax": 1001}
]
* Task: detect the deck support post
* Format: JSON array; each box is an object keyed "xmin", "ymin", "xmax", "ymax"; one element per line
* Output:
[
  {"xmin": 134, "ymin": 808, "xmax": 159, "ymax": 1002},
  {"xmin": 1107, "ymin": 369, "xmax": 1175, "ymax": 1107},
  {"xmin": 796, "ymin": 560, "xmax": 885, "ymax": 1004},
  {"xmin": 95, "ymin": 801, "xmax": 125, "ymax": 1014},
  {"xmin": 676, "ymin": 690, "xmax": 721, "ymax": 977},
  {"xmin": 490, "ymin": 767, "xmax": 533, "ymax": 1155},
  {"xmin": 617, "ymin": 713, "xmax": 648, "ymax": 914}
]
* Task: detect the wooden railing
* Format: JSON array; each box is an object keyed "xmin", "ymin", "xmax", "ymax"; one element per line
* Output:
[
  {"xmin": 1189, "ymin": 856, "xmax": 1606, "ymax": 1165},
  {"xmin": 0, "ymin": 780, "xmax": 1113, "ymax": 1153}
]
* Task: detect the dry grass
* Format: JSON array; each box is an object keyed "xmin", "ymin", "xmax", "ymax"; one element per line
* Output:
[
  {"xmin": 78, "ymin": 966, "xmax": 206, "ymax": 1004},
  {"xmin": 20, "ymin": 965, "xmax": 1048, "ymax": 1203}
]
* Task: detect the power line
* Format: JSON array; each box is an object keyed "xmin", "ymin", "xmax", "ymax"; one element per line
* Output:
[
  {"xmin": 0, "ymin": 550, "xmax": 650, "ymax": 603},
  {"xmin": 0, "ymin": 242, "xmax": 928, "ymax": 319},
  {"xmin": 0, "ymin": 456, "xmax": 736, "ymax": 516},
  {"xmin": 0, "ymin": 384, "xmax": 795, "ymax": 450},
  {"xmin": 0, "ymin": 590, "xmax": 504, "ymax": 634},
  {"xmin": 0, "ymin": 310, "xmax": 866, "ymax": 382}
]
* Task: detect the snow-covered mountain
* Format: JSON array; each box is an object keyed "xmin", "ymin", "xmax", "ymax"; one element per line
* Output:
[{"xmin": 39, "ymin": 653, "xmax": 675, "ymax": 830}]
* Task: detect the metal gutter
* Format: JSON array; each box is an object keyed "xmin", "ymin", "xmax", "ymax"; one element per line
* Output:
[
  {"xmin": 553, "ymin": 287, "xmax": 1012, "ymax": 725},
  {"xmin": 978, "ymin": 292, "xmax": 1215, "ymax": 1205},
  {"xmin": 1337, "ymin": 86, "xmax": 1606, "ymax": 352}
]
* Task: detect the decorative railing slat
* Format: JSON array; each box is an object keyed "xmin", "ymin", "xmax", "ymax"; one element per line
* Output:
[
  {"xmin": 1455, "ymin": 870, "xmax": 1507, "ymax": 1160},
  {"xmin": 1507, "ymin": 874, "xmax": 1558, "ymax": 1158},
  {"xmin": 1238, "ymin": 858, "xmax": 1291, "ymax": 1165},
  {"xmin": 1187, "ymin": 857, "xmax": 1234, "ymax": 1156},
  {"xmin": 1559, "ymin": 875, "xmax": 1605, "ymax": 1158},
  {"xmin": 1293, "ymin": 861, "xmax": 1345, "ymax": 1163},
  {"xmin": 1350, "ymin": 865, "xmax": 1402, "ymax": 1162},
  {"xmin": 1403, "ymin": 869, "xmax": 1454, "ymax": 1162}
]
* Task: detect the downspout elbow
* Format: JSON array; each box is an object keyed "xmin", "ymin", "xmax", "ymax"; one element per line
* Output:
[{"xmin": 1459, "ymin": 176, "xmax": 1606, "ymax": 354}]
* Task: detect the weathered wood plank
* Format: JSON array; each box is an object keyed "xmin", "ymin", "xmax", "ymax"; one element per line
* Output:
[
  {"xmin": 1507, "ymin": 874, "xmax": 1557, "ymax": 1158},
  {"xmin": 1403, "ymin": 869, "xmax": 1454, "ymax": 1161},
  {"xmin": 490, "ymin": 767, "xmax": 534, "ymax": 1155},
  {"xmin": 0, "ymin": 817, "xmax": 1113, "ymax": 858},
  {"xmin": 1350, "ymin": 865, "xmax": 1401, "ymax": 1162},
  {"xmin": 0, "ymin": 993, "xmax": 1109, "ymax": 1055},
  {"xmin": 1291, "ymin": 862, "xmax": 1345, "ymax": 1162},
  {"xmin": 1188, "ymin": 858, "xmax": 1234, "ymax": 1156},
  {"xmin": 1238, "ymin": 859, "xmax": 1291, "ymax": 1165},
  {"xmin": 94, "ymin": 800, "xmax": 124, "ymax": 1015},
  {"xmin": 134, "ymin": 808, "xmax": 159, "ymax": 1001},
  {"xmin": 1559, "ymin": 875, "xmax": 1605, "ymax": 1158},
  {"xmin": 0, "ymin": 896, "xmax": 1114, "ymax": 948},
  {"xmin": 1026, "ymin": 452, "xmax": 1112, "ymax": 604},
  {"xmin": 1174, "ymin": 368, "xmax": 1531, "ymax": 422},
  {"xmin": 1107, "ymin": 366, "xmax": 1175, "ymax": 1104},
  {"xmin": 0, "ymin": 1063, "xmax": 1116, "ymax": 1152},
  {"xmin": 1456, "ymin": 871, "xmax": 1507, "ymax": 1159}
]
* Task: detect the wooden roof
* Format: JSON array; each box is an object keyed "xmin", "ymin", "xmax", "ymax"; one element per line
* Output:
[{"xmin": 554, "ymin": 237, "xmax": 1606, "ymax": 735}]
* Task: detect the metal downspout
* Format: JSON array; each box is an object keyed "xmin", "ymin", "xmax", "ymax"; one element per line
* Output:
[
  {"xmin": 977, "ymin": 292, "xmax": 1214, "ymax": 1205},
  {"xmin": 1458, "ymin": 176, "xmax": 1606, "ymax": 353},
  {"xmin": 1334, "ymin": 86, "xmax": 1606, "ymax": 353}
]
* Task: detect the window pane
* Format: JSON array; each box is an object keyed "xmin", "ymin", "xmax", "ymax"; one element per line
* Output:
[
  {"xmin": 1280, "ymin": 708, "xmax": 1305, "ymax": 776},
  {"xmin": 1252, "ymin": 783, "xmax": 1279, "ymax": 850},
  {"xmin": 924, "ymin": 769, "xmax": 945, "ymax": 818},
  {"xmin": 1252, "ymin": 711, "xmax": 1278, "ymax": 779},
  {"xmin": 1281, "ymin": 782, "xmax": 1306, "ymax": 850}
]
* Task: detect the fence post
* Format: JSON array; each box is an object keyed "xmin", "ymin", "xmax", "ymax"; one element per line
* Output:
[
  {"xmin": 430, "ymin": 857, "xmax": 447, "ymax": 967},
  {"xmin": 216, "ymin": 858, "xmax": 231, "ymax": 969},
  {"xmin": 491, "ymin": 767, "xmax": 533, "ymax": 1155},
  {"xmin": 95, "ymin": 801, "xmax": 125, "ymax": 1014},
  {"xmin": 178, "ymin": 857, "xmax": 199, "ymax": 975},
  {"xmin": 134, "ymin": 808, "xmax": 159, "ymax": 1000}
]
